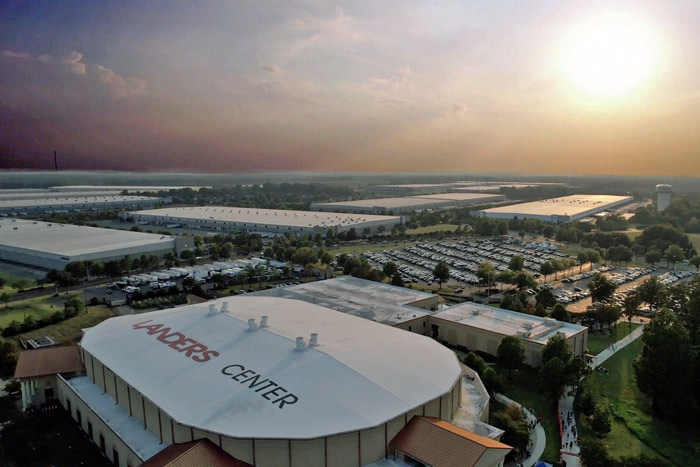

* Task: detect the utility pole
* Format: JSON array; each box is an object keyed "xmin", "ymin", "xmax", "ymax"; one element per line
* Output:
[{"xmin": 54, "ymin": 150, "xmax": 58, "ymax": 170}]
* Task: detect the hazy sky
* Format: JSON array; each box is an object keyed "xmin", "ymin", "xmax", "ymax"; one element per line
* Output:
[{"xmin": 1, "ymin": 1, "xmax": 699, "ymax": 175}]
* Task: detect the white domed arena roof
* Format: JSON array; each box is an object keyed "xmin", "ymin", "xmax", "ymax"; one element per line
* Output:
[{"xmin": 81, "ymin": 297, "xmax": 461, "ymax": 439}]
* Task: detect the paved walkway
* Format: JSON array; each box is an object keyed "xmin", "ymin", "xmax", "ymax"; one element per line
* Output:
[
  {"xmin": 558, "ymin": 323, "xmax": 647, "ymax": 467},
  {"xmin": 495, "ymin": 393, "xmax": 545, "ymax": 467},
  {"xmin": 589, "ymin": 324, "xmax": 645, "ymax": 369}
]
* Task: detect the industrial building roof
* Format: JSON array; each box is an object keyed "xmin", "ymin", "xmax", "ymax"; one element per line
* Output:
[
  {"xmin": 0, "ymin": 195, "xmax": 161, "ymax": 209},
  {"xmin": 253, "ymin": 276, "xmax": 434, "ymax": 325},
  {"xmin": 432, "ymin": 302, "xmax": 587, "ymax": 344},
  {"xmin": 51, "ymin": 185, "xmax": 209, "ymax": 192},
  {"xmin": 132, "ymin": 206, "xmax": 400, "ymax": 228},
  {"xmin": 0, "ymin": 190, "xmax": 121, "ymax": 200},
  {"xmin": 476, "ymin": 195, "xmax": 632, "ymax": 218},
  {"xmin": 80, "ymin": 297, "xmax": 462, "ymax": 439},
  {"xmin": 141, "ymin": 439, "xmax": 250, "ymax": 467},
  {"xmin": 312, "ymin": 197, "xmax": 451, "ymax": 210},
  {"xmin": 412, "ymin": 193, "xmax": 505, "ymax": 202},
  {"xmin": 0, "ymin": 219, "xmax": 174, "ymax": 257}
]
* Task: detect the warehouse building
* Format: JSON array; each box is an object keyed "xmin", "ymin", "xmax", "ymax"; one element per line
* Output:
[
  {"xmin": 429, "ymin": 302, "xmax": 588, "ymax": 367},
  {"xmin": 0, "ymin": 189, "xmax": 121, "ymax": 201},
  {"xmin": 129, "ymin": 206, "xmax": 401, "ymax": 236},
  {"xmin": 311, "ymin": 193, "xmax": 505, "ymax": 215},
  {"xmin": 0, "ymin": 195, "xmax": 169, "ymax": 216},
  {"xmin": 473, "ymin": 194, "xmax": 633, "ymax": 223},
  {"xmin": 50, "ymin": 297, "xmax": 510, "ymax": 466},
  {"xmin": 0, "ymin": 219, "xmax": 187, "ymax": 270},
  {"xmin": 51, "ymin": 185, "xmax": 210, "ymax": 193}
]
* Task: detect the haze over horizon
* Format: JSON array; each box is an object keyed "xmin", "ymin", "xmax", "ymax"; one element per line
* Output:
[{"xmin": 2, "ymin": 1, "xmax": 699, "ymax": 175}]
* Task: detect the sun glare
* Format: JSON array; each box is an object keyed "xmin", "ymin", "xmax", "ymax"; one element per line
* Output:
[{"xmin": 560, "ymin": 14, "xmax": 659, "ymax": 98}]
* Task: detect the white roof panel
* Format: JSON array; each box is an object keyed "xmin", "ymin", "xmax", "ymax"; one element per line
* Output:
[
  {"xmin": 477, "ymin": 195, "xmax": 632, "ymax": 217},
  {"xmin": 80, "ymin": 297, "xmax": 461, "ymax": 439}
]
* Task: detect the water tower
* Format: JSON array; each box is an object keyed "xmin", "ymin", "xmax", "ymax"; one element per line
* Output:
[{"xmin": 656, "ymin": 184, "xmax": 672, "ymax": 211}]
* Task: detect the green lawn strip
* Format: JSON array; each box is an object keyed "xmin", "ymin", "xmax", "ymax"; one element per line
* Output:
[
  {"xmin": 497, "ymin": 366, "xmax": 560, "ymax": 463},
  {"xmin": 586, "ymin": 323, "xmax": 640, "ymax": 355},
  {"xmin": 580, "ymin": 339, "xmax": 700, "ymax": 465},
  {"xmin": 0, "ymin": 295, "xmax": 58, "ymax": 327},
  {"xmin": 327, "ymin": 242, "xmax": 416, "ymax": 257},
  {"xmin": 687, "ymin": 233, "xmax": 700, "ymax": 254},
  {"xmin": 8, "ymin": 305, "xmax": 116, "ymax": 345},
  {"xmin": 406, "ymin": 224, "xmax": 459, "ymax": 235},
  {"xmin": 0, "ymin": 271, "xmax": 37, "ymax": 289}
]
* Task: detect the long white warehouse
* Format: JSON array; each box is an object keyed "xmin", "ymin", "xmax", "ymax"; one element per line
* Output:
[
  {"xmin": 0, "ymin": 219, "xmax": 186, "ymax": 270},
  {"xmin": 311, "ymin": 193, "xmax": 505, "ymax": 214},
  {"xmin": 130, "ymin": 206, "xmax": 401, "ymax": 235},
  {"xmin": 0, "ymin": 195, "xmax": 169, "ymax": 216},
  {"xmin": 473, "ymin": 194, "xmax": 633, "ymax": 223}
]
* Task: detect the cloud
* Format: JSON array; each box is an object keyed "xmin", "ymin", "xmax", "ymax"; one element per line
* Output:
[
  {"xmin": 1, "ymin": 50, "xmax": 30, "ymax": 60},
  {"xmin": 37, "ymin": 54, "xmax": 53, "ymax": 63},
  {"xmin": 94, "ymin": 65, "xmax": 148, "ymax": 99},
  {"xmin": 263, "ymin": 64, "xmax": 281, "ymax": 73},
  {"xmin": 395, "ymin": 65, "xmax": 411, "ymax": 76},
  {"xmin": 62, "ymin": 51, "xmax": 86, "ymax": 75}
]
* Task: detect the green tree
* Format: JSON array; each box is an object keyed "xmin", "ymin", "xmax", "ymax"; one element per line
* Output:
[
  {"xmin": 535, "ymin": 288, "xmax": 556, "ymax": 308},
  {"xmin": 539, "ymin": 357, "xmax": 568, "ymax": 402},
  {"xmin": 390, "ymin": 273, "xmax": 404, "ymax": 287},
  {"xmin": 587, "ymin": 249, "xmax": 602, "ymax": 268},
  {"xmin": 496, "ymin": 335, "xmax": 526, "ymax": 377},
  {"xmin": 664, "ymin": 244, "xmax": 685, "ymax": 270},
  {"xmin": 433, "ymin": 261, "xmax": 450, "ymax": 289},
  {"xmin": 508, "ymin": 255, "xmax": 524, "ymax": 272},
  {"xmin": 1, "ymin": 292, "xmax": 10, "ymax": 309},
  {"xmin": 690, "ymin": 256, "xmax": 700, "ymax": 271},
  {"xmin": 577, "ymin": 251, "xmax": 589, "ymax": 273},
  {"xmin": 476, "ymin": 261, "xmax": 496, "ymax": 291},
  {"xmin": 543, "ymin": 225, "xmax": 555, "ymax": 239},
  {"xmin": 574, "ymin": 385, "xmax": 596, "ymax": 417},
  {"xmin": 636, "ymin": 276, "xmax": 665, "ymax": 309},
  {"xmin": 590, "ymin": 408, "xmax": 612, "ymax": 437},
  {"xmin": 541, "ymin": 333, "xmax": 572, "ymax": 366},
  {"xmin": 514, "ymin": 272, "xmax": 537, "ymax": 290},
  {"xmin": 550, "ymin": 303, "xmax": 570, "ymax": 322},
  {"xmin": 645, "ymin": 249, "xmax": 662, "ymax": 266},
  {"xmin": 579, "ymin": 439, "xmax": 612, "ymax": 467},
  {"xmin": 320, "ymin": 252, "xmax": 333, "ymax": 266},
  {"xmin": 539, "ymin": 261, "xmax": 554, "ymax": 282},
  {"xmin": 588, "ymin": 273, "xmax": 617, "ymax": 303},
  {"xmin": 291, "ymin": 247, "xmax": 318, "ymax": 267},
  {"xmin": 634, "ymin": 309, "xmax": 694, "ymax": 414},
  {"xmin": 383, "ymin": 261, "xmax": 398, "ymax": 278}
]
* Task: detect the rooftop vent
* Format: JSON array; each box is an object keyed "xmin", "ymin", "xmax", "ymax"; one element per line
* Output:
[
  {"xmin": 208, "ymin": 304, "xmax": 216, "ymax": 315},
  {"xmin": 471, "ymin": 309, "xmax": 480, "ymax": 315},
  {"xmin": 220, "ymin": 301, "xmax": 228, "ymax": 313},
  {"xmin": 295, "ymin": 337, "xmax": 305, "ymax": 351},
  {"xmin": 260, "ymin": 315, "xmax": 269, "ymax": 327},
  {"xmin": 309, "ymin": 333, "xmax": 319, "ymax": 347},
  {"xmin": 248, "ymin": 318, "xmax": 257, "ymax": 331}
]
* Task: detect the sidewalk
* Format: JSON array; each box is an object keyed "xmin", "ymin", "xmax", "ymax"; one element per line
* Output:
[
  {"xmin": 589, "ymin": 324, "xmax": 645, "ymax": 369},
  {"xmin": 559, "ymin": 323, "xmax": 646, "ymax": 467},
  {"xmin": 495, "ymin": 393, "xmax": 545, "ymax": 467}
]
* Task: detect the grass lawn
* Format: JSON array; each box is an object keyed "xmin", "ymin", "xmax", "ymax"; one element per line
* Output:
[
  {"xmin": 406, "ymin": 224, "xmax": 459, "ymax": 235},
  {"xmin": 497, "ymin": 366, "xmax": 561, "ymax": 463},
  {"xmin": 578, "ymin": 339, "xmax": 700, "ymax": 465},
  {"xmin": 0, "ymin": 271, "xmax": 37, "ymax": 290},
  {"xmin": 6, "ymin": 304, "xmax": 116, "ymax": 345},
  {"xmin": 586, "ymin": 323, "xmax": 640, "ymax": 355},
  {"xmin": 0, "ymin": 295, "xmax": 57, "ymax": 328},
  {"xmin": 688, "ymin": 233, "xmax": 700, "ymax": 254}
]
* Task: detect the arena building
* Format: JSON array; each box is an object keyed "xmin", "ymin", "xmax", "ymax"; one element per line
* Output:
[
  {"xmin": 129, "ymin": 206, "xmax": 401, "ymax": 236},
  {"xmin": 50, "ymin": 297, "xmax": 510, "ymax": 466},
  {"xmin": 311, "ymin": 193, "xmax": 504, "ymax": 215},
  {"xmin": 0, "ymin": 219, "xmax": 187, "ymax": 270},
  {"xmin": 0, "ymin": 195, "xmax": 169, "ymax": 216},
  {"xmin": 473, "ymin": 194, "xmax": 633, "ymax": 223}
]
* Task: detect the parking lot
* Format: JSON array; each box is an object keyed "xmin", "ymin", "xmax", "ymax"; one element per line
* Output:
[{"xmin": 362, "ymin": 238, "xmax": 571, "ymax": 286}]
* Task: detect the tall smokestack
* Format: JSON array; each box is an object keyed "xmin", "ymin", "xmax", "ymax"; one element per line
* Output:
[{"xmin": 54, "ymin": 151, "xmax": 57, "ymax": 171}]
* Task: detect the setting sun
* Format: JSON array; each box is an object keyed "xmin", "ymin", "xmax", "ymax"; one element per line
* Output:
[{"xmin": 560, "ymin": 14, "xmax": 659, "ymax": 98}]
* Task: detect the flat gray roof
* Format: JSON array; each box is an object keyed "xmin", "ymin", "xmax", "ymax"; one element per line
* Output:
[
  {"xmin": 51, "ymin": 185, "xmax": 209, "ymax": 192},
  {"xmin": 412, "ymin": 193, "xmax": 505, "ymax": 202},
  {"xmin": 433, "ymin": 302, "xmax": 587, "ymax": 344},
  {"xmin": 252, "ymin": 276, "xmax": 434, "ymax": 325},
  {"xmin": 312, "ymin": 197, "xmax": 450, "ymax": 210},
  {"xmin": 0, "ymin": 190, "xmax": 121, "ymax": 200},
  {"xmin": 0, "ymin": 219, "xmax": 174, "ymax": 256},
  {"xmin": 476, "ymin": 195, "xmax": 632, "ymax": 217},
  {"xmin": 0, "ymin": 195, "xmax": 161, "ymax": 209},
  {"xmin": 132, "ymin": 206, "xmax": 400, "ymax": 228}
]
